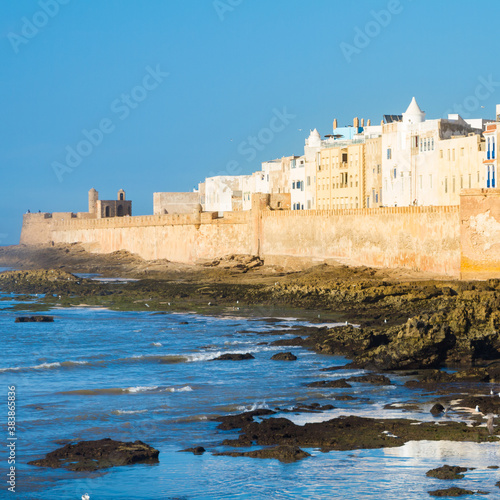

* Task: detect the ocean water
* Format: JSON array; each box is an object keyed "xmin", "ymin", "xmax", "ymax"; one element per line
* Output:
[{"xmin": 1, "ymin": 295, "xmax": 500, "ymax": 499}]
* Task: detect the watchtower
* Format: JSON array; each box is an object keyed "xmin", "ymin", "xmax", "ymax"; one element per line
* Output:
[{"xmin": 88, "ymin": 188, "xmax": 98, "ymax": 214}]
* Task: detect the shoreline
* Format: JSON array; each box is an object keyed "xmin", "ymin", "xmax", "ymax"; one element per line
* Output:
[{"xmin": 4, "ymin": 245, "xmax": 500, "ymax": 462}]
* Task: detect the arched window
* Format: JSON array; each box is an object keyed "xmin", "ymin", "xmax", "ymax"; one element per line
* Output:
[
  {"xmin": 105, "ymin": 206, "xmax": 110, "ymax": 217},
  {"xmin": 117, "ymin": 205, "xmax": 124, "ymax": 217},
  {"xmin": 119, "ymin": 193, "xmax": 124, "ymax": 201}
]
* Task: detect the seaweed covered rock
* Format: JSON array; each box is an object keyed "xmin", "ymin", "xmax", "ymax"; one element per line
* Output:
[
  {"xmin": 215, "ymin": 445, "xmax": 310, "ymax": 463},
  {"xmin": 271, "ymin": 352, "xmax": 297, "ymax": 361},
  {"xmin": 426, "ymin": 464, "xmax": 468, "ymax": 480},
  {"xmin": 212, "ymin": 353, "xmax": 255, "ymax": 361},
  {"xmin": 353, "ymin": 314, "xmax": 456, "ymax": 370},
  {"xmin": 28, "ymin": 438, "xmax": 159, "ymax": 471}
]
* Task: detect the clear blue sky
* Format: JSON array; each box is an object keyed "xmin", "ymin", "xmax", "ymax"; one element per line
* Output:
[{"xmin": 1, "ymin": 0, "xmax": 499, "ymax": 245}]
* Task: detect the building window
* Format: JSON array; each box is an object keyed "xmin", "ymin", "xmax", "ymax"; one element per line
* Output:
[
  {"xmin": 292, "ymin": 182, "xmax": 296, "ymax": 189},
  {"xmin": 375, "ymin": 193, "xmax": 379, "ymax": 203},
  {"xmin": 460, "ymin": 176, "xmax": 463, "ymax": 189},
  {"xmin": 493, "ymin": 137, "xmax": 496, "ymax": 159},
  {"xmin": 445, "ymin": 177, "xmax": 448, "ymax": 193},
  {"xmin": 488, "ymin": 138, "xmax": 491, "ymax": 160},
  {"xmin": 452, "ymin": 177, "xmax": 456, "ymax": 193},
  {"xmin": 431, "ymin": 138, "xmax": 434, "ymax": 150},
  {"xmin": 469, "ymin": 173, "xmax": 472, "ymax": 188},
  {"xmin": 393, "ymin": 168, "xmax": 397, "ymax": 179},
  {"xmin": 307, "ymin": 176, "xmax": 311, "ymax": 187},
  {"xmin": 493, "ymin": 166, "xmax": 496, "ymax": 188},
  {"xmin": 387, "ymin": 148, "xmax": 392, "ymax": 160}
]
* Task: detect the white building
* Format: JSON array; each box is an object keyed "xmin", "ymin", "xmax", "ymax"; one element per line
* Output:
[
  {"xmin": 202, "ymin": 175, "xmax": 250, "ymax": 212},
  {"xmin": 381, "ymin": 97, "xmax": 484, "ymax": 207}
]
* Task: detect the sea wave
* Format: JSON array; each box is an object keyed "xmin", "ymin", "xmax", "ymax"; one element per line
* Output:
[
  {"xmin": 235, "ymin": 401, "xmax": 270, "ymax": 412},
  {"xmin": 111, "ymin": 409, "xmax": 148, "ymax": 415},
  {"xmin": 165, "ymin": 385, "xmax": 193, "ymax": 393},
  {"xmin": 127, "ymin": 385, "xmax": 159, "ymax": 393},
  {"xmin": 60, "ymin": 386, "xmax": 161, "ymax": 396}
]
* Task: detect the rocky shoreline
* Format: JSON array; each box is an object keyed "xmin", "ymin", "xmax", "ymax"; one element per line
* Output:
[{"xmin": 3, "ymin": 246, "xmax": 500, "ymax": 487}]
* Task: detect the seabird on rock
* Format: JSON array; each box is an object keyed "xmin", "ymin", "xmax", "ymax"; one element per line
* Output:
[
  {"xmin": 475, "ymin": 405, "xmax": 480, "ymax": 413},
  {"xmin": 82, "ymin": 495, "xmax": 90, "ymax": 500}
]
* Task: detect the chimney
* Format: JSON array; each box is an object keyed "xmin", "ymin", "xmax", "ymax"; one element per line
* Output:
[
  {"xmin": 367, "ymin": 119, "xmax": 371, "ymax": 126},
  {"xmin": 361, "ymin": 118, "xmax": 365, "ymax": 127},
  {"xmin": 333, "ymin": 118, "xmax": 338, "ymax": 130},
  {"xmin": 353, "ymin": 117, "xmax": 359, "ymax": 128}
]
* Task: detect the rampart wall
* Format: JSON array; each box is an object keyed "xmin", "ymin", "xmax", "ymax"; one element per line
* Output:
[
  {"xmin": 259, "ymin": 206, "xmax": 460, "ymax": 276},
  {"xmin": 19, "ymin": 191, "xmax": 500, "ymax": 279}
]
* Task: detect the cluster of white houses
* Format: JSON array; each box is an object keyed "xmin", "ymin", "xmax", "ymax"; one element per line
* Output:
[{"xmin": 154, "ymin": 98, "xmax": 499, "ymax": 215}]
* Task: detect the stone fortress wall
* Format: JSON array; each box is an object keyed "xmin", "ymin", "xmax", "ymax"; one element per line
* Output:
[{"xmin": 19, "ymin": 190, "xmax": 500, "ymax": 279}]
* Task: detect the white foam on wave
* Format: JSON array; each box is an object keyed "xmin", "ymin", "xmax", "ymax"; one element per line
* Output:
[
  {"xmin": 112, "ymin": 409, "xmax": 148, "ymax": 415},
  {"xmin": 152, "ymin": 342, "xmax": 163, "ymax": 347},
  {"xmin": 126, "ymin": 386, "xmax": 159, "ymax": 393},
  {"xmin": 236, "ymin": 401, "xmax": 270, "ymax": 412},
  {"xmin": 165, "ymin": 385, "xmax": 193, "ymax": 393},
  {"xmin": 187, "ymin": 345, "xmax": 279, "ymax": 362},
  {"xmin": 0, "ymin": 362, "xmax": 61, "ymax": 373}
]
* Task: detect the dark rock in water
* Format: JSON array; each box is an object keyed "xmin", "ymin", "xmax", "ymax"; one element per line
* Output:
[
  {"xmin": 215, "ymin": 409, "xmax": 276, "ymax": 430},
  {"xmin": 428, "ymin": 487, "xmax": 477, "ymax": 497},
  {"xmin": 271, "ymin": 337, "xmax": 305, "ymax": 347},
  {"xmin": 215, "ymin": 445, "xmax": 310, "ymax": 463},
  {"xmin": 426, "ymin": 464, "xmax": 468, "ymax": 480},
  {"xmin": 488, "ymin": 465, "xmax": 499, "ymax": 469},
  {"xmin": 28, "ymin": 438, "xmax": 159, "ymax": 471},
  {"xmin": 179, "ymin": 321, "xmax": 189, "ymax": 325},
  {"xmin": 180, "ymin": 446, "xmax": 205, "ymax": 455},
  {"xmin": 307, "ymin": 379, "xmax": 352, "ymax": 388},
  {"xmin": 212, "ymin": 353, "xmax": 255, "ymax": 361},
  {"xmin": 334, "ymin": 395, "xmax": 358, "ymax": 401},
  {"xmin": 279, "ymin": 403, "xmax": 335, "ymax": 413},
  {"xmin": 271, "ymin": 352, "xmax": 297, "ymax": 361},
  {"xmin": 221, "ymin": 415, "xmax": 498, "ymax": 452},
  {"xmin": 430, "ymin": 404, "xmax": 446, "ymax": 416},
  {"xmin": 15, "ymin": 316, "xmax": 54, "ymax": 323},
  {"xmin": 348, "ymin": 374, "xmax": 392, "ymax": 385}
]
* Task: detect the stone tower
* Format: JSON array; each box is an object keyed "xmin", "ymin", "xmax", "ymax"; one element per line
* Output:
[
  {"xmin": 88, "ymin": 188, "xmax": 98, "ymax": 214},
  {"xmin": 117, "ymin": 189, "xmax": 126, "ymax": 201}
]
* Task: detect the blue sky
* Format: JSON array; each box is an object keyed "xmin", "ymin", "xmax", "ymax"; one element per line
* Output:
[{"xmin": 1, "ymin": 0, "xmax": 499, "ymax": 245}]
